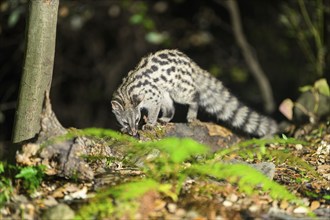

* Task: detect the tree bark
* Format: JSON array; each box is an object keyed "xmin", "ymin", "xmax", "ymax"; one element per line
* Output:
[{"xmin": 12, "ymin": 0, "xmax": 59, "ymax": 143}]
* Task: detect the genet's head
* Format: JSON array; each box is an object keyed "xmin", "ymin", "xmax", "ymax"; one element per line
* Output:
[{"xmin": 111, "ymin": 99, "xmax": 142, "ymax": 137}]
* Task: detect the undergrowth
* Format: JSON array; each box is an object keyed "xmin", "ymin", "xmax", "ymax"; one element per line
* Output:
[
  {"xmin": 213, "ymin": 136, "xmax": 319, "ymax": 177},
  {"xmin": 0, "ymin": 163, "xmax": 12, "ymax": 207},
  {"xmin": 76, "ymin": 178, "xmax": 177, "ymax": 219},
  {"xmin": 1, "ymin": 127, "xmax": 313, "ymax": 217},
  {"xmin": 0, "ymin": 162, "xmax": 46, "ymax": 207},
  {"xmin": 72, "ymin": 127, "xmax": 309, "ymax": 219}
]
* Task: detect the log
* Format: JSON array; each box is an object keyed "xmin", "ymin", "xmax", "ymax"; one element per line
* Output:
[{"xmin": 16, "ymin": 94, "xmax": 244, "ymax": 181}]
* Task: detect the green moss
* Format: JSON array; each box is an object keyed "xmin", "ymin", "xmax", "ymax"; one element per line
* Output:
[{"xmin": 71, "ymin": 129, "xmax": 307, "ymax": 218}]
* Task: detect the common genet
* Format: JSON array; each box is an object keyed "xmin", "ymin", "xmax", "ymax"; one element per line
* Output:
[{"xmin": 111, "ymin": 49, "xmax": 278, "ymax": 137}]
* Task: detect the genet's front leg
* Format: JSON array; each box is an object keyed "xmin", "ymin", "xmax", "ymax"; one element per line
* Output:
[
  {"xmin": 159, "ymin": 105, "xmax": 175, "ymax": 124},
  {"xmin": 142, "ymin": 105, "xmax": 161, "ymax": 130}
]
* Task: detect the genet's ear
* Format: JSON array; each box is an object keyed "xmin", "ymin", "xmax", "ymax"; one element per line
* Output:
[
  {"xmin": 111, "ymin": 100, "xmax": 123, "ymax": 111},
  {"xmin": 132, "ymin": 94, "xmax": 144, "ymax": 107}
]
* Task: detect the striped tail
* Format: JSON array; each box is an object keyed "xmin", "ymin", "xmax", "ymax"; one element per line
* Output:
[{"xmin": 196, "ymin": 71, "xmax": 278, "ymax": 137}]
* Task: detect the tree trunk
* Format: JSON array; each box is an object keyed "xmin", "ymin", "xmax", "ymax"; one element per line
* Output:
[{"xmin": 12, "ymin": 0, "xmax": 59, "ymax": 143}]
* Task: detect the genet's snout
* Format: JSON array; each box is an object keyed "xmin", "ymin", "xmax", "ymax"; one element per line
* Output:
[
  {"xmin": 128, "ymin": 128, "xmax": 139, "ymax": 139},
  {"xmin": 133, "ymin": 132, "xmax": 140, "ymax": 139}
]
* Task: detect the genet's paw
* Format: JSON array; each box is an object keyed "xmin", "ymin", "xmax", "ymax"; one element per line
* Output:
[
  {"xmin": 187, "ymin": 117, "xmax": 198, "ymax": 123},
  {"xmin": 158, "ymin": 117, "xmax": 171, "ymax": 125}
]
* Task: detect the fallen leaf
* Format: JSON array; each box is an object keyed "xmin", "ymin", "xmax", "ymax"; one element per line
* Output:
[
  {"xmin": 310, "ymin": 201, "xmax": 320, "ymax": 211},
  {"xmin": 279, "ymin": 98, "xmax": 294, "ymax": 120}
]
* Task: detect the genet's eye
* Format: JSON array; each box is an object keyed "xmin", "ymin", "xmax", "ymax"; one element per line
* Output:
[{"xmin": 122, "ymin": 120, "xmax": 129, "ymax": 127}]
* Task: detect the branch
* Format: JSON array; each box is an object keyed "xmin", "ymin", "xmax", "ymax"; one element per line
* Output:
[{"xmin": 216, "ymin": 0, "xmax": 276, "ymax": 113}]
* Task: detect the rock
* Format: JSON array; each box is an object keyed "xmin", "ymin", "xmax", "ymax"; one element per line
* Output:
[
  {"xmin": 185, "ymin": 210, "xmax": 200, "ymax": 219},
  {"xmin": 223, "ymin": 200, "xmax": 233, "ymax": 207},
  {"xmin": 251, "ymin": 162, "xmax": 276, "ymax": 179},
  {"xmin": 43, "ymin": 196, "xmax": 58, "ymax": 207},
  {"xmin": 162, "ymin": 122, "xmax": 242, "ymax": 152},
  {"xmin": 228, "ymin": 194, "xmax": 238, "ymax": 203},
  {"xmin": 167, "ymin": 203, "xmax": 177, "ymax": 213},
  {"xmin": 248, "ymin": 204, "xmax": 259, "ymax": 213},
  {"xmin": 225, "ymin": 159, "xmax": 276, "ymax": 180},
  {"xmin": 266, "ymin": 207, "xmax": 301, "ymax": 220},
  {"xmin": 293, "ymin": 206, "xmax": 308, "ymax": 214},
  {"xmin": 314, "ymin": 208, "xmax": 330, "ymax": 218},
  {"xmin": 175, "ymin": 208, "xmax": 186, "ymax": 217},
  {"xmin": 42, "ymin": 204, "xmax": 75, "ymax": 220}
]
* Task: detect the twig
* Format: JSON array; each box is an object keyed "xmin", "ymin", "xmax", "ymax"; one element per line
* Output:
[{"xmin": 215, "ymin": 0, "xmax": 276, "ymax": 113}]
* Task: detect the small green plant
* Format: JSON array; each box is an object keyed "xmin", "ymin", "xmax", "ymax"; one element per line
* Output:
[
  {"xmin": 323, "ymin": 194, "xmax": 330, "ymax": 201},
  {"xmin": 128, "ymin": 2, "xmax": 155, "ymax": 30},
  {"xmin": 15, "ymin": 165, "xmax": 46, "ymax": 194},
  {"xmin": 0, "ymin": 162, "xmax": 13, "ymax": 207},
  {"xmin": 121, "ymin": 0, "xmax": 169, "ymax": 45},
  {"xmin": 0, "ymin": 162, "xmax": 48, "ymax": 207},
  {"xmin": 280, "ymin": 0, "xmax": 326, "ymax": 77},
  {"xmin": 74, "ymin": 196, "xmax": 114, "ymax": 220},
  {"xmin": 191, "ymin": 163, "xmax": 298, "ymax": 201},
  {"xmin": 75, "ymin": 179, "xmax": 175, "ymax": 219},
  {"xmin": 279, "ymin": 78, "xmax": 330, "ymax": 123}
]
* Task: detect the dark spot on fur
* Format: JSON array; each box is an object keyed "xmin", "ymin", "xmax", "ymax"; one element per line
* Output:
[{"xmin": 151, "ymin": 65, "xmax": 158, "ymax": 71}]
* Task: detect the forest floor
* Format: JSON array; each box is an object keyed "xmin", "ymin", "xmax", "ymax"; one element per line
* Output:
[{"xmin": 0, "ymin": 121, "xmax": 329, "ymax": 220}]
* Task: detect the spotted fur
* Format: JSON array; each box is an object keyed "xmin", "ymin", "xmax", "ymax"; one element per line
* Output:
[{"xmin": 111, "ymin": 49, "xmax": 278, "ymax": 137}]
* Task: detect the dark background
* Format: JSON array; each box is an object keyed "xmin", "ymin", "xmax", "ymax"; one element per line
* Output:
[{"xmin": 0, "ymin": 0, "xmax": 329, "ymax": 141}]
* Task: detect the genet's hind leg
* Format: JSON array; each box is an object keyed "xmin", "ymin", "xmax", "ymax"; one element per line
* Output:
[
  {"xmin": 186, "ymin": 92, "xmax": 199, "ymax": 122},
  {"xmin": 187, "ymin": 102, "xmax": 198, "ymax": 122},
  {"xmin": 170, "ymin": 89, "xmax": 199, "ymax": 123}
]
